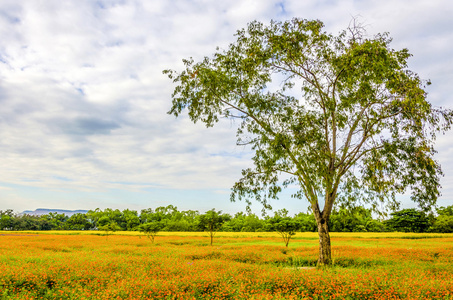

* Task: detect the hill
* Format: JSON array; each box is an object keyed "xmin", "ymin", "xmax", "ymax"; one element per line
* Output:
[{"xmin": 21, "ymin": 208, "xmax": 88, "ymax": 217}]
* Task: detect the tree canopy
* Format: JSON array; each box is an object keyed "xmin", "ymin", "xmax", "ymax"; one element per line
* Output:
[
  {"xmin": 384, "ymin": 208, "xmax": 431, "ymax": 233},
  {"xmin": 164, "ymin": 18, "xmax": 452, "ymax": 265}
]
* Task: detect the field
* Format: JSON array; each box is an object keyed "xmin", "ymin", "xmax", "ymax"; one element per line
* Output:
[{"xmin": 1, "ymin": 232, "xmax": 453, "ymax": 299}]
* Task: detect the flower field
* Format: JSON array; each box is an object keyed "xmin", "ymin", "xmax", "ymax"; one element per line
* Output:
[{"xmin": 1, "ymin": 232, "xmax": 452, "ymax": 299}]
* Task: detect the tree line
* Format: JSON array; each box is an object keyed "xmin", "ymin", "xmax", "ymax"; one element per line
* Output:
[{"xmin": 1, "ymin": 205, "xmax": 452, "ymax": 233}]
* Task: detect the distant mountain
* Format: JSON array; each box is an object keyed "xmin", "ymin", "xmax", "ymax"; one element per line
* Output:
[{"xmin": 21, "ymin": 208, "xmax": 89, "ymax": 217}]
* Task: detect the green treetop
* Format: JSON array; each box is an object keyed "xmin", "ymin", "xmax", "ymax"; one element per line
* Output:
[{"xmin": 164, "ymin": 18, "xmax": 453, "ymax": 265}]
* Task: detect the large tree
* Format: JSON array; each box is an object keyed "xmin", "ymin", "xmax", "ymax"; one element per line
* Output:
[{"xmin": 164, "ymin": 18, "xmax": 452, "ymax": 265}]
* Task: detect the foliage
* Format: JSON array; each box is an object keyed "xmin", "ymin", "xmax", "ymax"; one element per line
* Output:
[
  {"xmin": 437, "ymin": 205, "xmax": 453, "ymax": 216},
  {"xmin": 429, "ymin": 206, "xmax": 453, "ymax": 233},
  {"xmin": 385, "ymin": 208, "xmax": 431, "ymax": 233},
  {"xmin": 4, "ymin": 205, "xmax": 453, "ymax": 233},
  {"xmin": 139, "ymin": 221, "xmax": 163, "ymax": 243},
  {"xmin": 267, "ymin": 214, "xmax": 298, "ymax": 247},
  {"xmin": 10, "ymin": 214, "xmax": 52, "ymax": 230},
  {"xmin": 223, "ymin": 212, "xmax": 265, "ymax": 232},
  {"xmin": 65, "ymin": 213, "xmax": 92, "ymax": 230},
  {"xmin": 164, "ymin": 17, "xmax": 453, "ymax": 265},
  {"xmin": 0, "ymin": 209, "xmax": 15, "ymax": 230},
  {"xmin": 122, "ymin": 209, "xmax": 140, "ymax": 231},
  {"xmin": 429, "ymin": 216, "xmax": 453, "ymax": 233},
  {"xmin": 329, "ymin": 206, "xmax": 384, "ymax": 232},
  {"xmin": 39, "ymin": 212, "xmax": 69, "ymax": 230},
  {"xmin": 98, "ymin": 221, "xmax": 122, "ymax": 237},
  {"xmin": 196, "ymin": 209, "xmax": 231, "ymax": 245},
  {"xmin": 293, "ymin": 211, "xmax": 317, "ymax": 232},
  {"xmin": 140, "ymin": 206, "xmax": 200, "ymax": 231},
  {"xmin": 97, "ymin": 208, "xmax": 125, "ymax": 230}
]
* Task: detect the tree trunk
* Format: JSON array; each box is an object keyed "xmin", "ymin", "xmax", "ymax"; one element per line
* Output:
[{"xmin": 317, "ymin": 218, "xmax": 332, "ymax": 266}]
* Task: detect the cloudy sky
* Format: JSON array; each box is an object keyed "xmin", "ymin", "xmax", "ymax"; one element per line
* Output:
[{"xmin": 0, "ymin": 0, "xmax": 452, "ymax": 215}]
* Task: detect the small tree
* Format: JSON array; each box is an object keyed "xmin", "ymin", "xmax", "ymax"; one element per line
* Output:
[
  {"xmin": 197, "ymin": 209, "xmax": 230, "ymax": 246},
  {"xmin": 165, "ymin": 18, "xmax": 453, "ymax": 265},
  {"xmin": 267, "ymin": 215, "xmax": 298, "ymax": 247},
  {"xmin": 139, "ymin": 222, "xmax": 163, "ymax": 243}
]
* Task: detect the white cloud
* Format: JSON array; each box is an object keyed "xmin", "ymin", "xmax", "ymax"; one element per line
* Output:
[{"xmin": 0, "ymin": 0, "xmax": 452, "ymax": 213}]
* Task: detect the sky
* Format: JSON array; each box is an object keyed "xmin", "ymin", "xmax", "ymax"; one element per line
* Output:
[{"xmin": 0, "ymin": 0, "xmax": 452, "ymax": 216}]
